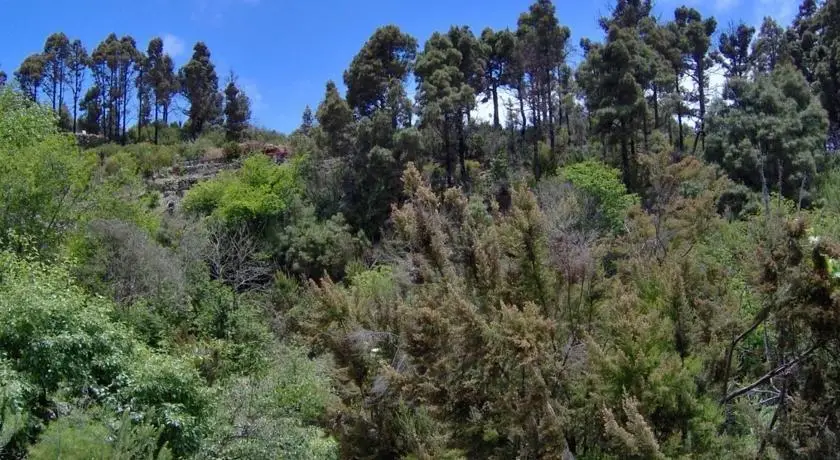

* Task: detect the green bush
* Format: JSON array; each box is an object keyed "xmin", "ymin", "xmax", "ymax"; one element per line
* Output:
[
  {"xmin": 0, "ymin": 90, "xmax": 95, "ymax": 253},
  {"xmin": 0, "ymin": 251, "xmax": 206, "ymax": 457},
  {"xmin": 222, "ymin": 140, "xmax": 243, "ymax": 159},
  {"xmin": 183, "ymin": 154, "xmax": 303, "ymax": 224},
  {"xmin": 199, "ymin": 345, "xmax": 338, "ymax": 460},
  {"xmin": 28, "ymin": 409, "xmax": 172, "ymax": 460},
  {"xmin": 559, "ymin": 160, "xmax": 638, "ymax": 232},
  {"xmin": 276, "ymin": 202, "xmax": 367, "ymax": 280}
]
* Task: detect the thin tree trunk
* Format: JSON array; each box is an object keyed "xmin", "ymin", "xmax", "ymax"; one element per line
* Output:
[
  {"xmin": 72, "ymin": 90, "xmax": 79, "ymax": 133},
  {"xmin": 492, "ymin": 84, "xmax": 500, "ymax": 129},
  {"xmin": 517, "ymin": 84, "xmax": 527, "ymax": 138},
  {"xmin": 566, "ymin": 110, "xmax": 571, "ymax": 146},
  {"xmin": 698, "ymin": 64, "xmax": 706, "ymax": 152},
  {"xmin": 58, "ymin": 67, "xmax": 64, "ymax": 113},
  {"xmin": 621, "ymin": 122, "xmax": 631, "ymax": 188},
  {"xmin": 154, "ymin": 104, "xmax": 159, "ymax": 145},
  {"xmin": 458, "ymin": 112, "xmax": 469, "ymax": 187},
  {"xmin": 652, "ymin": 83, "xmax": 660, "ymax": 129},
  {"xmin": 444, "ymin": 114, "xmax": 453, "ymax": 187},
  {"xmin": 676, "ymin": 74, "xmax": 684, "ymax": 152},
  {"xmin": 546, "ymin": 69, "xmax": 555, "ymax": 153},
  {"xmin": 122, "ymin": 74, "xmax": 129, "ymax": 144}
]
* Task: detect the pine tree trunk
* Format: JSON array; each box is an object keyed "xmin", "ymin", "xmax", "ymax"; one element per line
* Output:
[
  {"xmin": 566, "ymin": 110, "xmax": 571, "ymax": 146},
  {"xmin": 696, "ymin": 64, "xmax": 706, "ymax": 153},
  {"xmin": 154, "ymin": 104, "xmax": 159, "ymax": 145},
  {"xmin": 52, "ymin": 77, "xmax": 57, "ymax": 111},
  {"xmin": 546, "ymin": 69, "xmax": 555, "ymax": 153},
  {"xmin": 533, "ymin": 109, "xmax": 541, "ymax": 181},
  {"xmin": 517, "ymin": 84, "xmax": 527, "ymax": 138},
  {"xmin": 122, "ymin": 74, "xmax": 129, "ymax": 144},
  {"xmin": 676, "ymin": 74, "xmax": 684, "ymax": 152},
  {"xmin": 444, "ymin": 114, "xmax": 453, "ymax": 187},
  {"xmin": 58, "ymin": 67, "xmax": 64, "ymax": 112},
  {"xmin": 458, "ymin": 111, "xmax": 469, "ymax": 187},
  {"xmin": 621, "ymin": 121, "xmax": 631, "ymax": 188},
  {"xmin": 72, "ymin": 89, "xmax": 79, "ymax": 133},
  {"xmin": 652, "ymin": 83, "xmax": 660, "ymax": 129},
  {"xmin": 492, "ymin": 84, "xmax": 500, "ymax": 129}
]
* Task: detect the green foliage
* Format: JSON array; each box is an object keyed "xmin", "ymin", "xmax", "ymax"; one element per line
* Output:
[
  {"xmin": 0, "ymin": 89, "xmax": 95, "ymax": 252},
  {"xmin": 200, "ymin": 346, "xmax": 339, "ymax": 459},
  {"xmin": 223, "ymin": 78, "xmax": 251, "ymax": 141},
  {"xmin": 28, "ymin": 409, "xmax": 172, "ymax": 460},
  {"xmin": 560, "ymin": 160, "xmax": 638, "ymax": 231},
  {"xmin": 8, "ymin": 4, "xmax": 840, "ymax": 459},
  {"xmin": 180, "ymin": 42, "xmax": 222, "ymax": 138},
  {"xmin": 277, "ymin": 202, "xmax": 366, "ymax": 280},
  {"xmin": 184, "ymin": 154, "xmax": 303, "ymax": 224},
  {"xmin": 91, "ymin": 142, "xmax": 178, "ymax": 176},
  {"xmin": 706, "ymin": 65, "xmax": 828, "ymax": 199},
  {"xmin": 222, "ymin": 140, "xmax": 243, "ymax": 159},
  {"xmin": 0, "ymin": 88, "xmax": 56, "ymax": 148},
  {"xmin": 0, "ymin": 251, "xmax": 206, "ymax": 456}
]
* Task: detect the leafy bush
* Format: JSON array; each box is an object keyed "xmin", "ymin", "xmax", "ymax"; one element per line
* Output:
[
  {"xmin": 0, "ymin": 251, "xmax": 206, "ymax": 457},
  {"xmin": 28, "ymin": 409, "xmax": 172, "ymax": 460},
  {"xmin": 183, "ymin": 154, "xmax": 303, "ymax": 224},
  {"xmin": 0, "ymin": 90, "xmax": 95, "ymax": 252},
  {"xmin": 222, "ymin": 140, "xmax": 243, "ymax": 159},
  {"xmin": 276, "ymin": 202, "xmax": 367, "ymax": 280},
  {"xmin": 199, "ymin": 346, "xmax": 338, "ymax": 460},
  {"xmin": 0, "ymin": 88, "xmax": 57, "ymax": 149},
  {"xmin": 559, "ymin": 160, "xmax": 638, "ymax": 232}
]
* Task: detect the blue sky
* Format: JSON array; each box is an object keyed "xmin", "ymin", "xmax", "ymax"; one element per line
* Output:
[{"xmin": 0, "ymin": 0, "xmax": 801, "ymax": 133}]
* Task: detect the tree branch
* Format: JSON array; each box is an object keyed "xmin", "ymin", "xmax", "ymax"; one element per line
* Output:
[{"xmin": 721, "ymin": 343, "xmax": 819, "ymax": 404}]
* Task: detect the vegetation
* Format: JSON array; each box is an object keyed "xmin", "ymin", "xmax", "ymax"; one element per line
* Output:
[{"xmin": 3, "ymin": 0, "xmax": 840, "ymax": 458}]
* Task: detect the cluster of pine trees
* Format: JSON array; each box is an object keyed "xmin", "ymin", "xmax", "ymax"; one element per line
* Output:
[
  {"xmin": 3, "ymin": 34, "xmax": 250, "ymax": 143},
  {"xmin": 2, "ymin": 0, "xmax": 840, "ymax": 458}
]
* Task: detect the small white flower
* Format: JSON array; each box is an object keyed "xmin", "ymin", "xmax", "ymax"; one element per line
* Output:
[{"xmin": 809, "ymin": 235, "xmax": 820, "ymax": 245}]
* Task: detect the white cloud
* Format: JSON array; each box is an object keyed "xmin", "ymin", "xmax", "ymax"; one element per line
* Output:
[{"xmin": 162, "ymin": 34, "xmax": 186, "ymax": 58}]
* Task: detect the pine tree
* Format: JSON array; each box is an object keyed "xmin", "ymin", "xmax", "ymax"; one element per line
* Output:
[
  {"xmin": 706, "ymin": 65, "xmax": 827, "ymax": 199},
  {"xmin": 480, "ymin": 27, "xmax": 516, "ymax": 128},
  {"xmin": 415, "ymin": 32, "xmax": 475, "ymax": 186},
  {"xmin": 15, "ymin": 54, "xmax": 46, "ymax": 102},
  {"xmin": 223, "ymin": 74, "xmax": 251, "ymax": 142},
  {"xmin": 674, "ymin": 7, "xmax": 716, "ymax": 153},
  {"xmin": 300, "ymin": 105, "xmax": 314, "ymax": 135},
  {"xmin": 753, "ymin": 17, "xmax": 790, "ymax": 74},
  {"xmin": 117, "ymin": 35, "xmax": 140, "ymax": 142},
  {"xmin": 66, "ymin": 39, "xmax": 88, "ymax": 133},
  {"xmin": 578, "ymin": 26, "xmax": 649, "ymax": 188},
  {"xmin": 343, "ymin": 25, "xmax": 417, "ymax": 120},
  {"xmin": 181, "ymin": 41, "xmax": 221, "ymax": 138},
  {"xmin": 43, "ymin": 32, "xmax": 70, "ymax": 112},
  {"xmin": 135, "ymin": 52, "xmax": 150, "ymax": 139},
  {"xmin": 79, "ymin": 85, "xmax": 102, "ymax": 134},
  {"xmin": 809, "ymin": 0, "xmax": 840, "ymax": 144},
  {"xmin": 315, "ymin": 81, "xmax": 354, "ymax": 156},
  {"xmin": 446, "ymin": 25, "xmax": 485, "ymax": 184},
  {"xmin": 145, "ymin": 37, "xmax": 179, "ymax": 144},
  {"xmin": 716, "ymin": 23, "xmax": 755, "ymax": 79},
  {"xmin": 517, "ymin": 0, "xmax": 571, "ymax": 156}
]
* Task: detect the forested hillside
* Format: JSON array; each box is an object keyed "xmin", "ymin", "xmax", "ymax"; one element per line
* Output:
[{"xmin": 2, "ymin": 0, "xmax": 840, "ymax": 458}]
